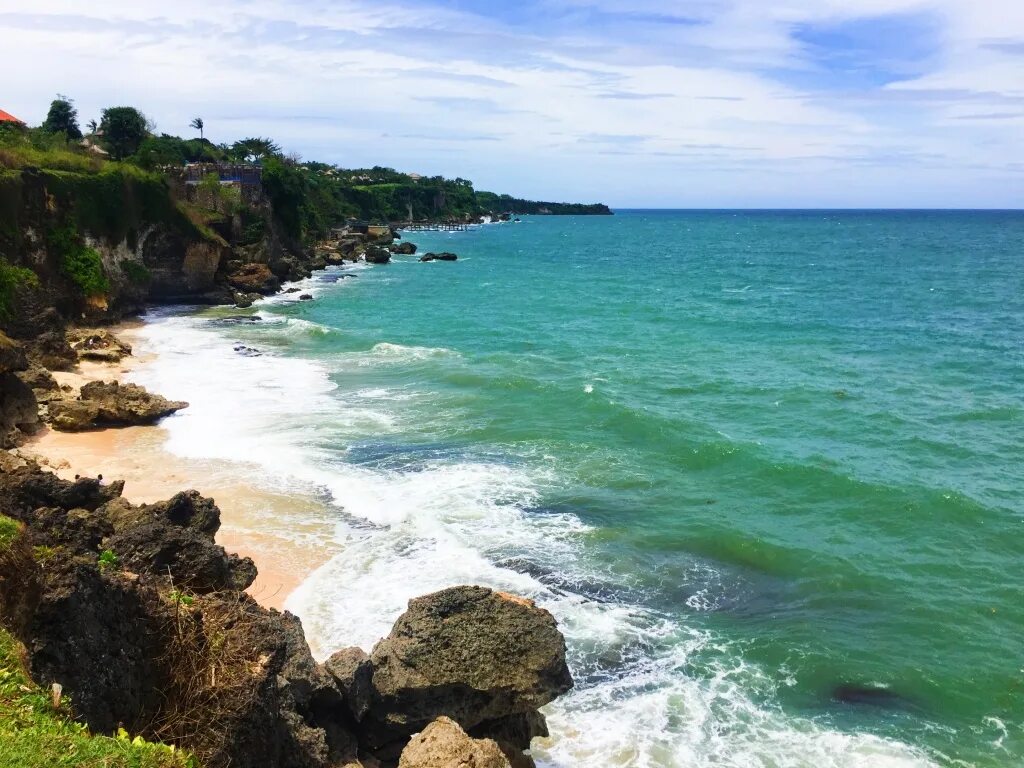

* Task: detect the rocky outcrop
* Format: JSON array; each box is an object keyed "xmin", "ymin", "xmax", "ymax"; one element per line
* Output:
[
  {"xmin": 227, "ymin": 262, "xmax": 281, "ymax": 295},
  {"xmin": 48, "ymin": 380, "xmax": 187, "ymax": 431},
  {"xmin": 0, "ymin": 332, "xmax": 40, "ymax": 447},
  {"xmin": 398, "ymin": 718, "xmax": 510, "ymax": 768},
  {"xmin": 390, "ymin": 242, "xmax": 418, "ymax": 255},
  {"xmin": 0, "ymin": 465, "xmax": 574, "ymax": 768},
  {"xmin": 66, "ymin": 328, "xmax": 133, "ymax": 363},
  {"xmin": 364, "ymin": 246, "xmax": 392, "ymax": 265},
  {"xmin": 362, "ymin": 586, "xmax": 572, "ymax": 760},
  {"xmin": 419, "ymin": 253, "xmax": 458, "ymax": 262}
]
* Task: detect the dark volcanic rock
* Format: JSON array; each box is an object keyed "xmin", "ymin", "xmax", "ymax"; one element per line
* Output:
[
  {"xmin": 325, "ymin": 647, "xmax": 374, "ymax": 720},
  {"xmin": 418, "ymin": 252, "xmax": 457, "ymax": 262},
  {"xmin": 107, "ymin": 520, "xmax": 257, "ymax": 593},
  {"xmin": 49, "ymin": 381, "xmax": 187, "ymax": 431},
  {"xmin": 363, "ymin": 586, "xmax": 572, "ymax": 752},
  {"xmin": 299, "ymin": 294, "xmax": 314, "ymax": 301},
  {"xmin": 364, "ymin": 246, "xmax": 392, "ymax": 265},
  {"xmin": 390, "ymin": 242, "xmax": 417, "ymax": 255},
  {"xmin": 0, "ymin": 334, "xmax": 39, "ymax": 447}
]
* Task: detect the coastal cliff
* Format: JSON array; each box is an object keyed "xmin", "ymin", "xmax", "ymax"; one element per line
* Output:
[{"xmin": 0, "ymin": 457, "xmax": 573, "ymax": 767}]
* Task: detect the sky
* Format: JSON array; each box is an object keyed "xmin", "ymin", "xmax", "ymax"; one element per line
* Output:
[{"xmin": 1, "ymin": 0, "xmax": 1022, "ymax": 208}]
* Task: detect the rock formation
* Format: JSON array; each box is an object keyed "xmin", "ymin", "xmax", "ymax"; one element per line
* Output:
[
  {"xmin": 0, "ymin": 464, "xmax": 574, "ymax": 768},
  {"xmin": 398, "ymin": 717, "xmax": 510, "ymax": 768},
  {"xmin": 66, "ymin": 328, "xmax": 133, "ymax": 362},
  {"xmin": 48, "ymin": 380, "xmax": 188, "ymax": 431},
  {"xmin": 0, "ymin": 332, "xmax": 40, "ymax": 447},
  {"xmin": 419, "ymin": 253, "xmax": 458, "ymax": 262}
]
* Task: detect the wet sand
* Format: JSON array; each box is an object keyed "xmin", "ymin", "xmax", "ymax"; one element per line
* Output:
[{"xmin": 26, "ymin": 322, "xmax": 336, "ymax": 610}]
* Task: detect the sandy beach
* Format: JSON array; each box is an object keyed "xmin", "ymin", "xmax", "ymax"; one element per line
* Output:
[{"xmin": 25, "ymin": 321, "xmax": 336, "ymax": 610}]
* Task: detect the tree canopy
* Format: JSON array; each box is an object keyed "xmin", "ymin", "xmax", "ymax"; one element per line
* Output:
[
  {"xmin": 99, "ymin": 107, "xmax": 149, "ymax": 160},
  {"xmin": 41, "ymin": 95, "xmax": 82, "ymax": 139}
]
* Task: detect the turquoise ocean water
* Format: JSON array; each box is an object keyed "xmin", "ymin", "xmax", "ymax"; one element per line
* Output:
[{"xmin": 135, "ymin": 211, "xmax": 1024, "ymax": 766}]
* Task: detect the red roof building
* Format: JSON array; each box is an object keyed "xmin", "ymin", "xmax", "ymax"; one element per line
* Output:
[{"xmin": 0, "ymin": 109, "xmax": 23, "ymax": 123}]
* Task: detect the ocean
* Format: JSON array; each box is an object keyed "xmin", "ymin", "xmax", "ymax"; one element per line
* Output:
[{"xmin": 129, "ymin": 210, "xmax": 1024, "ymax": 767}]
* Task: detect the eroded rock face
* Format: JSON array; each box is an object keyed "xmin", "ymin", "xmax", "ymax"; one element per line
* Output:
[
  {"xmin": 364, "ymin": 586, "xmax": 573, "ymax": 751},
  {"xmin": 398, "ymin": 717, "xmax": 510, "ymax": 768},
  {"xmin": 48, "ymin": 381, "xmax": 187, "ymax": 431},
  {"xmin": 418, "ymin": 253, "xmax": 457, "ymax": 263},
  {"xmin": 390, "ymin": 242, "xmax": 417, "ymax": 255},
  {"xmin": 0, "ymin": 332, "xmax": 39, "ymax": 447}
]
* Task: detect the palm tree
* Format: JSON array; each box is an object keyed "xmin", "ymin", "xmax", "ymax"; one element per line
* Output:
[
  {"xmin": 86, "ymin": 119, "xmax": 98, "ymax": 134},
  {"xmin": 190, "ymin": 117, "xmax": 204, "ymax": 140}
]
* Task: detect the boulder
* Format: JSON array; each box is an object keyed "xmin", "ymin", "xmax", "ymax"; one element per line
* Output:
[
  {"xmin": 390, "ymin": 242, "xmax": 417, "ymax": 256},
  {"xmin": 398, "ymin": 718, "xmax": 510, "ymax": 768},
  {"xmin": 106, "ymin": 520, "xmax": 257, "ymax": 593},
  {"xmin": 363, "ymin": 586, "xmax": 572, "ymax": 751},
  {"xmin": 227, "ymin": 263, "xmax": 281, "ymax": 295},
  {"xmin": 299, "ymin": 294, "xmax": 314, "ymax": 301},
  {"xmin": 48, "ymin": 381, "xmax": 187, "ymax": 431},
  {"xmin": 364, "ymin": 246, "xmax": 392, "ymax": 265},
  {"xmin": 0, "ymin": 372, "xmax": 39, "ymax": 448},
  {"xmin": 0, "ymin": 331, "xmax": 28, "ymax": 373},
  {"xmin": 25, "ymin": 329, "xmax": 77, "ymax": 371},
  {"xmin": 418, "ymin": 253, "xmax": 457, "ymax": 263},
  {"xmin": 66, "ymin": 328, "xmax": 132, "ymax": 363},
  {"xmin": 325, "ymin": 647, "xmax": 374, "ymax": 720}
]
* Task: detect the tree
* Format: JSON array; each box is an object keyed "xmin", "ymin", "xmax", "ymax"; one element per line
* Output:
[
  {"xmin": 86, "ymin": 119, "xmax": 98, "ymax": 134},
  {"xmin": 99, "ymin": 106, "xmax": 148, "ymax": 159},
  {"xmin": 231, "ymin": 137, "xmax": 281, "ymax": 163},
  {"xmin": 41, "ymin": 95, "xmax": 82, "ymax": 139},
  {"xmin": 190, "ymin": 117, "xmax": 204, "ymax": 140}
]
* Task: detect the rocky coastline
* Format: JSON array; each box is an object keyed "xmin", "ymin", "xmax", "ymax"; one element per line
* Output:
[
  {"xmin": 0, "ymin": 213, "xmax": 571, "ymax": 766},
  {"xmin": 0, "ymin": 456, "xmax": 573, "ymax": 767}
]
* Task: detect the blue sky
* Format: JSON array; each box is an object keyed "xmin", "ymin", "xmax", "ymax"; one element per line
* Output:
[{"xmin": 1, "ymin": 0, "xmax": 1022, "ymax": 207}]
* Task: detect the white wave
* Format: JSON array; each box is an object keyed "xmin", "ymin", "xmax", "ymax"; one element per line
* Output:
[
  {"xmin": 129, "ymin": 310, "xmax": 939, "ymax": 768},
  {"xmin": 348, "ymin": 342, "xmax": 461, "ymax": 365}
]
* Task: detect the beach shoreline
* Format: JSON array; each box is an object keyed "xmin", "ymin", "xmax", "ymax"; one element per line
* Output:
[{"xmin": 24, "ymin": 317, "xmax": 333, "ymax": 611}]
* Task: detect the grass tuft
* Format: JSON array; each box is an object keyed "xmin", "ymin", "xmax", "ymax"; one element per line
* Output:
[{"xmin": 0, "ymin": 628, "xmax": 197, "ymax": 767}]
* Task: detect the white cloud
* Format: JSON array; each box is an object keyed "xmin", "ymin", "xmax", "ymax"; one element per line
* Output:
[{"xmin": 0, "ymin": 0, "xmax": 1020, "ymax": 206}]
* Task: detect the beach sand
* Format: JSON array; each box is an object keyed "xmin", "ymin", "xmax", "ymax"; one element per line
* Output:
[{"xmin": 26, "ymin": 322, "xmax": 336, "ymax": 610}]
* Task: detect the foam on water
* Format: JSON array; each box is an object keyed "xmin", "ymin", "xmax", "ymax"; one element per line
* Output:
[{"xmin": 124, "ymin": 301, "xmax": 940, "ymax": 768}]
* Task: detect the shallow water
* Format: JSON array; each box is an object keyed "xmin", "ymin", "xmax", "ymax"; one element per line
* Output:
[{"xmin": 131, "ymin": 211, "xmax": 1024, "ymax": 766}]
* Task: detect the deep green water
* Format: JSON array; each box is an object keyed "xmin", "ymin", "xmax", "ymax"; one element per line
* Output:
[{"xmin": 141, "ymin": 210, "xmax": 1024, "ymax": 766}]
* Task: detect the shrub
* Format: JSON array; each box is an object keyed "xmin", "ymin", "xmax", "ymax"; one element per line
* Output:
[
  {"xmin": 0, "ymin": 258, "xmax": 38, "ymax": 318},
  {"xmin": 121, "ymin": 259, "xmax": 151, "ymax": 284},
  {"xmin": 97, "ymin": 549, "xmax": 118, "ymax": 570}
]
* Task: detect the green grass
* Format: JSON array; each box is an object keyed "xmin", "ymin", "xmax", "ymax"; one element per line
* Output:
[
  {"xmin": 0, "ymin": 514, "xmax": 20, "ymax": 549},
  {"xmin": 0, "ymin": 628, "xmax": 197, "ymax": 768}
]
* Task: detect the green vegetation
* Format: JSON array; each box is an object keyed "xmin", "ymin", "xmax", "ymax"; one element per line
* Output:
[
  {"xmin": 47, "ymin": 222, "xmax": 109, "ymax": 297},
  {"xmin": 97, "ymin": 549, "xmax": 119, "ymax": 570},
  {"xmin": 0, "ymin": 628, "xmax": 195, "ymax": 768},
  {"xmin": 0, "ymin": 513, "xmax": 20, "ymax": 549},
  {"xmin": 40, "ymin": 96, "xmax": 82, "ymax": 140},
  {"xmin": 0, "ymin": 258, "xmax": 39, "ymax": 318},
  {"xmin": 1, "ymin": 94, "xmax": 610, "ymax": 262},
  {"xmin": 100, "ymin": 107, "xmax": 149, "ymax": 160},
  {"xmin": 121, "ymin": 259, "xmax": 151, "ymax": 284}
]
